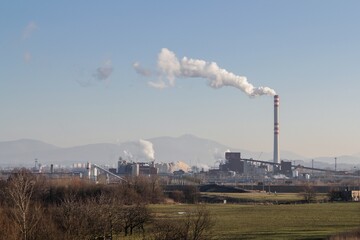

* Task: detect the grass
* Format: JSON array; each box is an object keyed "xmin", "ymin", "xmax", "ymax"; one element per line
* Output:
[
  {"xmin": 201, "ymin": 192, "xmax": 329, "ymax": 203},
  {"xmin": 150, "ymin": 202, "xmax": 360, "ymax": 240}
]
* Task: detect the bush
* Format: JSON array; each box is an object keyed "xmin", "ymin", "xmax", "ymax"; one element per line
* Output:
[
  {"xmin": 148, "ymin": 205, "xmax": 214, "ymax": 240},
  {"xmin": 300, "ymin": 183, "xmax": 317, "ymax": 203}
]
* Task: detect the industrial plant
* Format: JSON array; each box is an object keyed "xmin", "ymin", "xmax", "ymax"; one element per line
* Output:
[{"xmin": 1, "ymin": 95, "xmax": 359, "ymax": 201}]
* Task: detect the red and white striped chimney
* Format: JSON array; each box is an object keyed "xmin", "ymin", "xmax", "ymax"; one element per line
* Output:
[{"xmin": 273, "ymin": 95, "xmax": 280, "ymax": 164}]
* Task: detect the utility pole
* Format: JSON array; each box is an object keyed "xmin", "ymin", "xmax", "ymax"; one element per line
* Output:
[
  {"xmin": 312, "ymin": 159, "xmax": 314, "ymax": 176},
  {"xmin": 357, "ymin": 166, "xmax": 360, "ymax": 191},
  {"xmin": 334, "ymin": 157, "xmax": 337, "ymax": 172},
  {"xmin": 354, "ymin": 166, "xmax": 359, "ymax": 194}
]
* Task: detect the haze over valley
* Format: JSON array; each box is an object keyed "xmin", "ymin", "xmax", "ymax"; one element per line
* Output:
[{"xmin": 1, "ymin": 134, "xmax": 358, "ymax": 171}]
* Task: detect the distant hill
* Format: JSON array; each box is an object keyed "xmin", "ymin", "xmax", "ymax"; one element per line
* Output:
[
  {"xmin": 0, "ymin": 139, "xmax": 59, "ymax": 156},
  {"xmin": 149, "ymin": 134, "xmax": 306, "ymax": 164},
  {"xmin": 304, "ymin": 155, "xmax": 360, "ymax": 171},
  {"xmin": 149, "ymin": 134, "xmax": 236, "ymax": 165},
  {"xmin": 0, "ymin": 135, "xmax": 359, "ymax": 170}
]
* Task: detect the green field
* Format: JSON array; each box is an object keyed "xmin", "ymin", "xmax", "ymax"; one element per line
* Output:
[
  {"xmin": 201, "ymin": 192, "xmax": 328, "ymax": 203},
  {"xmin": 150, "ymin": 202, "xmax": 360, "ymax": 240}
]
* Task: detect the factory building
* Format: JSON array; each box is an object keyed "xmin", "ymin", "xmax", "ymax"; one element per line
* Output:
[
  {"xmin": 279, "ymin": 161, "xmax": 292, "ymax": 177},
  {"xmin": 217, "ymin": 151, "xmax": 297, "ymax": 179},
  {"xmin": 138, "ymin": 162, "xmax": 158, "ymax": 175},
  {"xmin": 220, "ymin": 152, "xmax": 244, "ymax": 174},
  {"xmin": 118, "ymin": 158, "xmax": 134, "ymax": 175},
  {"xmin": 117, "ymin": 158, "xmax": 157, "ymax": 176}
]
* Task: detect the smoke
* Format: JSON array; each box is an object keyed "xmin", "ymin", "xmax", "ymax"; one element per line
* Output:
[
  {"xmin": 134, "ymin": 48, "xmax": 276, "ymax": 97},
  {"xmin": 213, "ymin": 148, "xmax": 222, "ymax": 161},
  {"xmin": 133, "ymin": 62, "xmax": 152, "ymax": 77},
  {"xmin": 93, "ymin": 60, "xmax": 113, "ymax": 81},
  {"xmin": 194, "ymin": 163, "xmax": 209, "ymax": 172},
  {"xmin": 122, "ymin": 139, "xmax": 155, "ymax": 161},
  {"xmin": 123, "ymin": 150, "xmax": 134, "ymax": 161},
  {"xmin": 213, "ymin": 148, "xmax": 231, "ymax": 161},
  {"xmin": 23, "ymin": 21, "xmax": 38, "ymax": 39},
  {"xmin": 157, "ymin": 49, "xmax": 179, "ymax": 87},
  {"xmin": 171, "ymin": 161, "xmax": 190, "ymax": 172},
  {"xmin": 133, "ymin": 62, "xmax": 167, "ymax": 89},
  {"xmin": 139, "ymin": 139, "xmax": 155, "ymax": 160},
  {"xmin": 148, "ymin": 80, "xmax": 167, "ymax": 89}
]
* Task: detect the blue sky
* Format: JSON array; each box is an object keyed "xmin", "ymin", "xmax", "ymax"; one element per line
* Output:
[{"xmin": 1, "ymin": 1, "xmax": 360, "ymax": 158}]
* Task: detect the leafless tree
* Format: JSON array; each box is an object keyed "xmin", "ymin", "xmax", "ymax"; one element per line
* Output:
[
  {"xmin": 6, "ymin": 169, "xmax": 42, "ymax": 240},
  {"xmin": 119, "ymin": 204, "xmax": 151, "ymax": 236},
  {"xmin": 186, "ymin": 205, "xmax": 215, "ymax": 240},
  {"xmin": 300, "ymin": 183, "xmax": 317, "ymax": 203},
  {"xmin": 149, "ymin": 205, "xmax": 214, "ymax": 240},
  {"xmin": 54, "ymin": 191, "xmax": 128, "ymax": 240},
  {"xmin": 150, "ymin": 219, "xmax": 187, "ymax": 240},
  {"xmin": 0, "ymin": 207, "xmax": 17, "ymax": 240}
]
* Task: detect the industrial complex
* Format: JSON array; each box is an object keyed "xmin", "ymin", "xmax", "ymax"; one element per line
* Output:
[{"xmin": 1, "ymin": 95, "xmax": 359, "ymax": 201}]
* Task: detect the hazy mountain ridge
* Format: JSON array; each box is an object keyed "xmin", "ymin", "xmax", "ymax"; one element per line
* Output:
[
  {"xmin": 0, "ymin": 139, "xmax": 60, "ymax": 156},
  {"xmin": 0, "ymin": 135, "xmax": 359, "ymax": 170}
]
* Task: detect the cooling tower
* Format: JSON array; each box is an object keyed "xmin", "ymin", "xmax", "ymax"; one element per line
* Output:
[{"xmin": 273, "ymin": 95, "xmax": 280, "ymax": 165}]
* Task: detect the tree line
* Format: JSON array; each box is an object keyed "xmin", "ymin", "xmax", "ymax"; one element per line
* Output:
[{"xmin": 0, "ymin": 169, "xmax": 213, "ymax": 240}]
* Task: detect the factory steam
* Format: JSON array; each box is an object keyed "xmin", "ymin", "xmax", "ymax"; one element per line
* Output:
[{"xmin": 2, "ymin": 49, "xmax": 359, "ymax": 200}]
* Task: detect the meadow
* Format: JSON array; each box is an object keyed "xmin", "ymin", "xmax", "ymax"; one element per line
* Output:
[
  {"xmin": 150, "ymin": 202, "xmax": 360, "ymax": 240},
  {"xmin": 200, "ymin": 192, "xmax": 328, "ymax": 203}
]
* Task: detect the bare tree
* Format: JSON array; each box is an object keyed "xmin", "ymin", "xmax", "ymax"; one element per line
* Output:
[
  {"xmin": 118, "ymin": 204, "xmax": 151, "ymax": 236},
  {"xmin": 0, "ymin": 207, "xmax": 17, "ymax": 240},
  {"xmin": 150, "ymin": 219, "xmax": 187, "ymax": 240},
  {"xmin": 53, "ymin": 191, "xmax": 127, "ymax": 240},
  {"xmin": 6, "ymin": 169, "xmax": 42, "ymax": 240},
  {"xmin": 149, "ymin": 205, "xmax": 214, "ymax": 240},
  {"xmin": 187, "ymin": 205, "xmax": 214, "ymax": 240},
  {"xmin": 53, "ymin": 193, "xmax": 93, "ymax": 240},
  {"xmin": 300, "ymin": 183, "xmax": 317, "ymax": 203}
]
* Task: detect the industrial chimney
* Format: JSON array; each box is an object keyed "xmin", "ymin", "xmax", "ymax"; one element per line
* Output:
[{"xmin": 273, "ymin": 95, "xmax": 280, "ymax": 165}]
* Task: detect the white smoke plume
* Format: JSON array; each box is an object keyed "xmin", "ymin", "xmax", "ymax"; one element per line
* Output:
[
  {"xmin": 194, "ymin": 163, "xmax": 209, "ymax": 172},
  {"xmin": 23, "ymin": 21, "xmax": 38, "ymax": 39},
  {"xmin": 122, "ymin": 139, "xmax": 155, "ymax": 161},
  {"xmin": 171, "ymin": 161, "xmax": 190, "ymax": 172},
  {"xmin": 133, "ymin": 62, "xmax": 152, "ymax": 77},
  {"xmin": 135, "ymin": 48, "xmax": 276, "ymax": 97},
  {"xmin": 148, "ymin": 80, "xmax": 167, "ymax": 89},
  {"xmin": 213, "ymin": 148, "xmax": 230, "ymax": 161},
  {"xmin": 93, "ymin": 60, "xmax": 113, "ymax": 81},
  {"xmin": 123, "ymin": 150, "xmax": 134, "ymax": 161},
  {"xmin": 139, "ymin": 139, "xmax": 155, "ymax": 160}
]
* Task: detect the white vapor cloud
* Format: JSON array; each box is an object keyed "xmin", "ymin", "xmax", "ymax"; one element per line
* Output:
[
  {"xmin": 93, "ymin": 60, "xmax": 113, "ymax": 81},
  {"xmin": 139, "ymin": 139, "xmax": 155, "ymax": 160},
  {"xmin": 23, "ymin": 21, "xmax": 38, "ymax": 39},
  {"xmin": 213, "ymin": 148, "xmax": 228, "ymax": 161},
  {"xmin": 133, "ymin": 62, "xmax": 152, "ymax": 77},
  {"xmin": 148, "ymin": 80, "xmax": 167, "ymax": 89},
  {"xmin": 134, "ymin": 48, "xmax": 276, "ymax": 97},
  {"xmin": 157, "ymin": 49, "xmax": 179, "ymax": 87},
  {"xmin": 124, "ymin": 139, "xmax": 155, "ymax": 161},
  {"xmin": 123, "ymin": 150, "xmax": 134, "ymax": 161}
]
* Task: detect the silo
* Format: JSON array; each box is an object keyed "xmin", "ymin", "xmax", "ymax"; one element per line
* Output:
[{"xmin": 132, "ymin": 163, "xmax": 139, "ymax": 176}]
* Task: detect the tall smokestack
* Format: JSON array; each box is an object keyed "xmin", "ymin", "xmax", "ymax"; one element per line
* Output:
[{"xmin": 273, "ymin": 95, "xmax": 280, "ymax": 165}]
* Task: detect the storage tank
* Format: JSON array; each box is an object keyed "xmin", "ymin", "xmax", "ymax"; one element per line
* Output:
[{"xmin": 132, "ymin": 163, "xmax": 139, "ymax": 176}]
